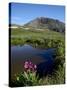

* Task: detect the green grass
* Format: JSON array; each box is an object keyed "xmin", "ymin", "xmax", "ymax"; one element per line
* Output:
[
  {"xmin": 10, "ymin": 65, "xmax": 65, "ymax": 87},
  {"xmin": 40, "ymin": 65, "xmax": 65, "ymax": 85},
  {"xmin": 11, "ymin": 28, "xmax": 65, "ymax": 48},
  {"xmin": 10, "ymin": 27, "xmax": 65, "ymax": 87},
  {"xmin": 11, "ymin": 28, "xmax": 64, "ymax": 40}
]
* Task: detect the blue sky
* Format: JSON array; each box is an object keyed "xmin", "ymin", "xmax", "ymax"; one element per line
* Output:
[{"xmin": 9, "ymin": 3, "xmax": 65, "ymax": 25}]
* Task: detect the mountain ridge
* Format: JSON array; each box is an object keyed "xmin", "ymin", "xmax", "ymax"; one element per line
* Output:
[{"xmin": 23, "ymin": 17, "xmax": 65, "ymax": 33}]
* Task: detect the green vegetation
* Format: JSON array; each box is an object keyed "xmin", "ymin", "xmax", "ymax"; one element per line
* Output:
[
  {"xmin": 10, "ymin": 27, "xmax": 65, "ymax": 87},
  {"xmin": 10, "ymin": 71, "xmax": 42, "ymax": 87},
  {"xmin": 10, "ymin": 62, "xmax": 65, "ymax": 87},
  {"xmin": 11, "ymin": 28, "xmax": 64, "ymax": 48},
  {"xmin": 10, "ymin": 61, "xmax": 42, "ymax": 87},
  {"xmin": 40, "ymin": 65, "xmax": 65, "ymax": 85}
]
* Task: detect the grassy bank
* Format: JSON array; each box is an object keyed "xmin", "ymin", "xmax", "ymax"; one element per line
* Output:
[
  {"xmin": 10, "ymin": 27, "xmax": 65, "ymax": 87},
  {"xmin": 11, "ymin": 28, "xmax": 64, "ymax": 48}
]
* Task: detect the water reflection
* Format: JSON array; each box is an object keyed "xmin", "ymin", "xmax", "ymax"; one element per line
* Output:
[{"xmin": 11, "ymin": 44, "xmax": 55, "ymax": 79}]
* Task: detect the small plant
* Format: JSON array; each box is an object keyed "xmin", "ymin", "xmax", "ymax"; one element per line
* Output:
[
  {"xmin": 24, "ymin": 61, "xmax": 37, "ymax": 72},
  {"xmin": 13, "ymin": 61, "xmax": 42, "ymax": 86}
]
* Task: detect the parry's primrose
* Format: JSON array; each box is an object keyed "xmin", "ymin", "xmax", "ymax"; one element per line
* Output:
[{"xmin": 24, "ymin": 61, "xmax": 37, "ymax": 72}]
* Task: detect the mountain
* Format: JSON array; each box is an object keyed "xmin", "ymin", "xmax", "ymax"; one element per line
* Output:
[
  {"xmin": 24, "ymin": 17, "xmax": 65, "ymax": 33},
  {"xmin": 9, "ymin": 24, "xmax": 21, "ymax": 27}
]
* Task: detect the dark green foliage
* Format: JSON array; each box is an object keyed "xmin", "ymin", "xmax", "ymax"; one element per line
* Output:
[{"xmin": 10, "ymin": 71, "xmax": 42, "ymax": 87}]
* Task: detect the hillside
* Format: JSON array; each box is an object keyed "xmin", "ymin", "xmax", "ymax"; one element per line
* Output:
[{"xmin": 24, "ymin": 17, "xmax": 65, "ymax": 33}]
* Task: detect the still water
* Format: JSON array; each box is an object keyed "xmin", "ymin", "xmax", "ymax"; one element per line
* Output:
[{"xmin": 11, "ymin": 44, "xmax": 55, "ymax": 79}]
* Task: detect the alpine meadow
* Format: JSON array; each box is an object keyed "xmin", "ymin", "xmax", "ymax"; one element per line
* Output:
[{"xmin": 9, "ymin": 3, "xmax": 65, "ymax": 87}]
